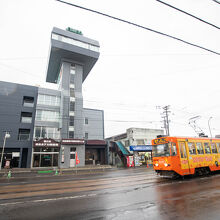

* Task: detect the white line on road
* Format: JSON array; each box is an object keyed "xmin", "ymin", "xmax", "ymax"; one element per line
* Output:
[{"xmin": 0, "ymin": 193, "xmax": 97, "ymax": 206}]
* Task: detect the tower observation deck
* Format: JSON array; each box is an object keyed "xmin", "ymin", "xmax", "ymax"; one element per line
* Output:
[{"xmin": 46, "ymin": 27, "xmax": 100, "ymax": 83}]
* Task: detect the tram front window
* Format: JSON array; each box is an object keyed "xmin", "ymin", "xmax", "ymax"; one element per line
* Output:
[{"xmin": 153, "ymin": 144, "xmax": 170, "ymax": 157}]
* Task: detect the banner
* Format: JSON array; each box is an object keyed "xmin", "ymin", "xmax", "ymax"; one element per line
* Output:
[{"xmin": 75, "ymin": 152, "xmax": 80, "ymax": 165}]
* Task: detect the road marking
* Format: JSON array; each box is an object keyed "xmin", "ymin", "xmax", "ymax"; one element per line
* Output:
[{"xmin": 0, "ymin": 193, "xmax": 97, "ymax": 206}]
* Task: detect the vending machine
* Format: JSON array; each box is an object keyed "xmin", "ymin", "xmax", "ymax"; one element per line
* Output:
[{"xmin": 126, "ymin": 156, "xmax": 134, "ymax": 167}]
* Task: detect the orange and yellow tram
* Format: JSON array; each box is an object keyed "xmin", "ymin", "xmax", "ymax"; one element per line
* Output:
[{"xmin": 152, "ymin": 135, "xmax": 220, "ymax": 178}]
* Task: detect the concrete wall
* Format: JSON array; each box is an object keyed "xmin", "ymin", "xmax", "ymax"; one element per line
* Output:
[
  {"xmin": 83, "ymin": 108, "xmax": 104, "ymax": 140},
  {"xmin": 127, "ymin": 128, "xmax": 164, "ymax": 145},
  {"xmin": 59, "ymin": 144, "xmax": 85, "ymax": 168},
  {"xmin": 58, "ymin": 61, "xmax": 84, "ymax": 139},
  {"xmin": 0, "ymin": 81, "xmax": 38, "ymax": 168},
  {"xmin": 74, "ymin": 64, "xmax": 84, "ymax": 139}
]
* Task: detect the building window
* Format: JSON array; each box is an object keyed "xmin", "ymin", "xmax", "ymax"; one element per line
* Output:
[
  {"xmin": 18, "ymin": 129, "xmax": 30, "ymax": 141},
  {"xmin": 136, "ymin": 139, "xmax": 144, "ymax": 145},
  {"xmin": 70, "ymin": 68, "xmax": 76, "ymax": 75},
  {"xmin": 69, "ymin": 126, "xmax": 74, "ymax": 131},
  {"xmin": 70, "ymin": 89, "xmax": 75, "ymax": 97},
  {"xmin": 85, "ymin": 118, "xmax": 88, "ymax": 125},
  {"xmin": 125, "ymin": 140, "xmax": 130, "ymax": 147},
  {"xmin": 70, "ymin": 84, "xmax": 74, "ymax": 89},
  {"xmin": 69, "ymin": 121, "xmax": 74, "ymax": 126},
  {"xmin": 69, "ymin": 111, "xmax": 74, "ymax": 116},
  {"xmin": 69, "ymin": 131, "xmax": 74, "ymax": 138},
  {"xmin": 70, "ymin": 147, "xmax": 76, "ymax": 152},
  {"xmin": 34, "ymin": 127, "xmax": 60, "ymax": 139},
  {"xmin": 23, "ymin": 96, "xmax": 34, "ymax": 107},
  {"xmin": 85, "ymin": 132, "xmax": 88, "ymax": 139},
  {"xmin": 70, "ymin": 74, "xmax": 74, "ymax": 84},
  {"xmin": 36, "ymin": 110, "xmax": 59, "ymax": 122},
  {"xmin": 37, "ymin": 94, "xmax": 60, "ymax": 106},
  {"xmin": 70, "ymin": 97, "xmax": 75, "ymax": 102},
  {"xmin": 70, "ymin": 102, "xmax": 75, "ymax": 111},
  {"xmin": 21, "ymin": 112, "xmax": 32, "ymax": 123},
  {"xmin": 52, "ymin": 33, "xmax": 100, "ymax": 53},
  {"xmin": 69, "ymin": 116, "xmax": 74, "ymax": 126}
]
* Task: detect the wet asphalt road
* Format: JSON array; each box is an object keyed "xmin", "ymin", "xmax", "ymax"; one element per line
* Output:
[{"xmin": 0, "ymin": 167, "xmax": 220, "ymax": 220}]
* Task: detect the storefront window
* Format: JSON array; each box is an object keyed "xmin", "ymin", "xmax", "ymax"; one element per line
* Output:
[
  {"xmin": 41, "ymin": 154, "xmax": 52, "ymax": 167},
  {"xmin": 34, "ymin": 148, "xmax": 41, "ymax": 152},
  {"xmin": 32, "ymin": 147, "xmax": 60, "ymax": 167},
  {"xmin": 53, "ymin": 154, "xmax": 58, "ymax": 166},
  {"xmin": 42, "ymin": 147, "xmax": 52, "ymax": 152},
  {"xmin": 33, "ymin": 154, "xmax": 40, "ymax": 167}
]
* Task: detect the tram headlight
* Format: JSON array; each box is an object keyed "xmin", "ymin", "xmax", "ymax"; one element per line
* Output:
[
  {"xmin": 155, "ymin": 163, "xmax": 159, "ymax": 167},
  {"xmin": 164, "ymin": 163, "xmax": 168, "ymax": 167}
]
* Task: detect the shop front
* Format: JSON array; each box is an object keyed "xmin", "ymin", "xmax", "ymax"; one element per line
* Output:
[
  {"xmin": 32, "ymin": 139, "xmax": 60, "ymax": 168},
  {"xmin": 129, "ymin": 145, "xmax": 152, "ymax": 166},
  {"xmin": 0, "ymin": 148, "xmax": 21, "ymax": 168},
  {"xmin": 60, "ymin": 139, "xmax": 85, "ymax": 168},
  {"xmin": 85, "ymin": 140, "xmax": 107, "ymax": 165}
]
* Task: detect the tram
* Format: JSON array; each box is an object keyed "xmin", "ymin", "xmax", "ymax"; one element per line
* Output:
[{"xmin": 151, "ymin": 135, "xmax": 220, "ymax": 178}]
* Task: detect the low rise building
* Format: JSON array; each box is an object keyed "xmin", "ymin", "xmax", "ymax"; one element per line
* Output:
[{"xmin": 107, "ymin": 128, "xmax": 164, "ymax": 166}]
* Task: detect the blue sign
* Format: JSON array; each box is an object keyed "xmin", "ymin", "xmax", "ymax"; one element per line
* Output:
[{"xmin": 129, "ymin": 145, "xmax": 152, "ymax": 151}]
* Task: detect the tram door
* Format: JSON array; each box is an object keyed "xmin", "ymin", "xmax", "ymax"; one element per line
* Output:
[{"xmin": 178, "ymin": 142, "xmax": 190, "ymax": 173}]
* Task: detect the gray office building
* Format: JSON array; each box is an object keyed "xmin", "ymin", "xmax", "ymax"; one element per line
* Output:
[{"xmin": 0, "ymin": 27, "xmax": 107, "ymax": 169}]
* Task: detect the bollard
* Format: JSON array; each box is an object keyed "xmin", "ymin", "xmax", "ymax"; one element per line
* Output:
[
  {"xmin": 7, "ymin": 170, "xmax": 11, "ymax": 179},
  {"xmin": 55, "ymin": 169, "xmax": 59, "ymax": 175}
]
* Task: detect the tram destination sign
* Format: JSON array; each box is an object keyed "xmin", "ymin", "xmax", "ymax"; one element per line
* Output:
[{"xmin": 34, "ymin": 138, "xmax": 60, "ymax": 147}]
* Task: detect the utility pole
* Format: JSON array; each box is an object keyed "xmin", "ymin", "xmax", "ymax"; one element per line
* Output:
[{"xmin": 161, "ymin": 105, "xmax": 171, "ymax": 136}]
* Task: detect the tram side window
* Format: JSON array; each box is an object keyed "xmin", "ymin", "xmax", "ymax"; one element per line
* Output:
[
  {"xmin": 204, "ymin": 143, "xmax": 211, "ymax": 154},
  {"xmin": 171, "ymin": 143, "xmax": 177, "ymax": 156},
  {"xmin": 216, "ymin": 143, "xmax": 220, "ymax": 153},
  {"xmin": 196, "ymin": 142, "xmax": 204, "ymax": 154},
  {"xmin": 179, "ymin": 142, "xmax": 187, "ymax": 158},
  {"xmin": 188, "ymin": 142, "xmax": 196, "ymax": 155},
  {"xmin": 211, "ymin": 143, "xmax": 217, "ymax": 154}
]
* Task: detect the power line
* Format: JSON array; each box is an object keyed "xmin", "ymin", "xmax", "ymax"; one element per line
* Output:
[
  {"xmin": 156, "ymin": 0, "xmax": 220, "ymax": 30},
  {"xmin": 55, "ymin": 0, "xmax": 220, "ymax": 55},
  {"xmin": 211, "ymin": 0, "xmax": 220, "ymax": 5}
]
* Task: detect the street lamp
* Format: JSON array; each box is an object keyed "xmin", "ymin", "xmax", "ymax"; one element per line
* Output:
[
  {"xmin": 208, "ymin": 117, "xmax": 213, "ymax": 139},
  {"xmin": 0, "ymin": 132, "xmax": 10, "ymax": 170}
]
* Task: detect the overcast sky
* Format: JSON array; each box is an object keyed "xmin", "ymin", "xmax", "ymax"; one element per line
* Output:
[{"xmin": 0, "ymin": 0, "xmax": 219, "ymax": 138}]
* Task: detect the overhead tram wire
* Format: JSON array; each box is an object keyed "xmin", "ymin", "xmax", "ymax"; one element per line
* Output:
[
  {"xmin": 156, "ymin": 0, "xmax": 220, "ymax": 30},
  {"xmin": 211, "ymin": 0, "xmax": 220, "ymax": 5},
  {"xmin": 55, "ymin": 0, "xmax": 220, "ymax": 55}
]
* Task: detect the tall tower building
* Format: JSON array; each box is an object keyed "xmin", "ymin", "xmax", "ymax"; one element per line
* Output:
[{"xmin": 46, "ymin": 27, "xmax": 100, "ymax": 140}]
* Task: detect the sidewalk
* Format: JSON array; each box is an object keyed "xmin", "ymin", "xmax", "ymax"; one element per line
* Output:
[
  {"xmin": 0, "ymin": 165, "xmax": 153, "ymax": 179},
  {"xmin": 0, "ymin": 165, "xmax": 116, "ymax": 179}
]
